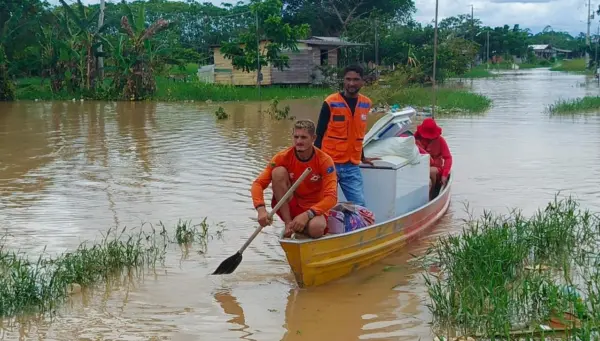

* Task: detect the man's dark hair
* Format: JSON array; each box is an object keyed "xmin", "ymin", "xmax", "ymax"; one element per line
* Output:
[{"xmin": 343, "ymin": 64, "xmax": 364, "ymax": 79}]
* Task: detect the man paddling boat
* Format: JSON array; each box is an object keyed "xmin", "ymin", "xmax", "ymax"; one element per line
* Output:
[{"xmin": 251, "ymin": 119, "xmax": 338, "ymax": 239}]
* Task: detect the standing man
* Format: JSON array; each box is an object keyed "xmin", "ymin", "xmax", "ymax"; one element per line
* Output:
[{"xmin": 315, "ymin": 64, "xmax": 379, "ymax": 207}]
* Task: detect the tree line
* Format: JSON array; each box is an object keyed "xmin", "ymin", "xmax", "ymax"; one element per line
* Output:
[{"xmin": 0, "ymin": 0, "xmax": 593, "ymax": 101}]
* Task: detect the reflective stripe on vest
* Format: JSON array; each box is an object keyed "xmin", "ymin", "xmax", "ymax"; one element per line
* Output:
[{"xmin": 321, "ymin": 93, "xmax": 372, "ymax": 165}]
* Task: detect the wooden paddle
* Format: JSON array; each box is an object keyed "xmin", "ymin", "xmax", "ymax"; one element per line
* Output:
[{"xmin": 212, "ymin": 167, "xmax": 312, "ymax": 275}]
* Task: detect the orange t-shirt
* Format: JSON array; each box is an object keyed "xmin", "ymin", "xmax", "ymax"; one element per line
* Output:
[{"xmin": 251, "ymin": 146, "xmax": 338, "ymax": 215}]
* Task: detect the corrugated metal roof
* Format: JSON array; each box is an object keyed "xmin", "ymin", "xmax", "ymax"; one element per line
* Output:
[
  {"xmin": 529, "ymin": 44, "xmax": 551, "ymax": 50},
  {"xmin": 310, "ymin": 36, "xmax": 343, "ymax": 42},
  {"xmin": 553, "ymin": 48, "xmax": 572, "ymax": 53},
  {"xmin": 298, "ymin": 39, "xmax": 366, "ymax": 46}
]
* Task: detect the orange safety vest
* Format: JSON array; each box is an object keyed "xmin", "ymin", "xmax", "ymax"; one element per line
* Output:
[{"xmin": 321, "ymin": 92, "xmax": 372, "ymax": 165}]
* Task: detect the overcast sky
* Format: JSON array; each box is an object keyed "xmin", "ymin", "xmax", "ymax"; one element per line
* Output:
[{"xmin": 56, "ymin": 0, "xmax": 593, "ymax": 36}]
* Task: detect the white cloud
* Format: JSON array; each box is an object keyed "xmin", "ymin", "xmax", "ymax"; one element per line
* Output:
[
  {"xmin": 53, "ymin": 0, "xmax": 591, "ymax": 36},
  {"xmin": 413, "ymin": 0, "xmax": 591, "ymax": 36}
]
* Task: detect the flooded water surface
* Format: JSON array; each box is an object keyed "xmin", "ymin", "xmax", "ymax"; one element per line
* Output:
[{"xmin": 2, "ymin": 68, "xmax": 600, "ymax": 340}]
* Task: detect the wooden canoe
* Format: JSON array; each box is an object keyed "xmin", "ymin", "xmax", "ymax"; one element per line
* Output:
[
  {"xmin": 279, "ymin": 106, "xmax": 452, "ymax": 288},
  {"xmin": 279, "ymin": 174, "xmax": 452, "ymax": 288}
]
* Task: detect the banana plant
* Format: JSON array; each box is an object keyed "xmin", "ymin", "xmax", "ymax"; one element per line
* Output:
[
  {"xmin": 0, "ymin": 4, "xmax": 33, "ymax": 100},
  {"xmin": 406, "ymin": 44, "xmax": 420, "ymax": 68},
  {"xmin": 0, "ymin": 44, "xmax": 14, "ymax": 101},
  {"xmin": 38, "ymin": 22, "xmax": 80, "ymax": 93},
  {"xmin": 111, "ymin": 3, "xmax": 182, "ymax": 100},
  {"xmin": 56, "ymin": 0, "xmax": 112, "ymax": 91}
]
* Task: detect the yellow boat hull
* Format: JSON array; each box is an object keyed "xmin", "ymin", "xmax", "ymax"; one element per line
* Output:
[{"xmin": 279, "ymin": 176, "xmax": 452, "ymax": 288}]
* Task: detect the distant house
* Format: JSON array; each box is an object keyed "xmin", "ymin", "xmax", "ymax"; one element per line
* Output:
[
  {"xmin": 528, "ymin": 44, "xmax": 572, "ymax": 59},
  {"xmin": 207, "ymin": 36, "xmax": 366, "ymax": 86}
]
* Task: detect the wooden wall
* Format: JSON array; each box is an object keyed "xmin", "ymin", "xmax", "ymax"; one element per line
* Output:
[
  {"xmin": 270, "ymin": 49, "xmax": 314, "ymax": 84},
  {"xmin": 311, "ymin": 46, "xmax": 338, "ymax": 67},
  {"xmin": 212, "ymin": 42, "xmax": 341, "ymax": 86},
  {"xmin": 213, "ymin": 41, "xmax": 273, "ymax": 86}
]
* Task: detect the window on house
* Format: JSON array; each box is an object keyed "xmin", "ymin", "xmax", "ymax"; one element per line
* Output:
[{"xmin": 320, "ymin": 49, "xmax": 329, "ymax": 65}]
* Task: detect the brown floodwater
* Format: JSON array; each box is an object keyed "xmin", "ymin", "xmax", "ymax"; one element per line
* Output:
[{"xmin": 1, "ymin": 68, "xmax": 600, "ymax": 340}]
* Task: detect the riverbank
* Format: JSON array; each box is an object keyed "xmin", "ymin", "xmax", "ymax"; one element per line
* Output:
[
  {"xmin": 14, "ymin": 77, "xmax": 331, "ymax": 102},
  {"xmin": 456, "ymin": 62, "xmax": 548, "ymax": 79},
  {"xmin": 546, "ymin": 96, "xmax": 600, "ymax": 115},
  {"xmin": 420, "ymin": 195, "xmax": 600, "ymax": 340},
  {"xmin": 13, "ymin": 76, "xmax": 492, "ymax": 114}
]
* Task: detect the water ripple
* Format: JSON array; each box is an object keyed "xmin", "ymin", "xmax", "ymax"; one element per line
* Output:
[{"xmin": 1, "ymin": 69, "xmax": 600, "ymax": 340}]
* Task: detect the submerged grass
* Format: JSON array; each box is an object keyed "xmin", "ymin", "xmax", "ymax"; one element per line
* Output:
[
  {"xmin": 419, "ymin": 195, "xmax": 600, "ymax": 340},
  {"xmin": 451, "ymin": 62, "xmax": 548, "ymax": 79},
  {"xmin": 550, "ymin": 58, "xmax": 590, "ymax": 73},
  {"xmin": 365, "ymin": 84, "xmax": 492, "ymax": 115},
  {"xmin": 0, "ymin": 218, "xmax": 224, "ymax": 318},
  {"xmin": 365, "ymin": 70, "xmax": 492, "ymax": 115},
  {"xmin": 546, "ymin": 97, "xmax": 600, "ymax": 115},
  {"xmin": 457, "ymin": 67, "xmax": 496, "ymax": 79}
]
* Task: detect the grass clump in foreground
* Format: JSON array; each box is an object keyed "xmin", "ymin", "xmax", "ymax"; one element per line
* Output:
[
  {"xmin": 0, "ymin": 218, "xmax": 224, "ymax": 318},
  {"xmin": 546, "ymin": 97, "xmax": 600, "ymax": 115},
  {"xmin": 418, "ymin": 195, "xmax": 600, "ymax": 340}
]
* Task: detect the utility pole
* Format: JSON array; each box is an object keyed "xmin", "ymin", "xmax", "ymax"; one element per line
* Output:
[
  {"xmin": 586, "ymin": 0, "xmax": 591, "ymax": 68},
  {"xmin": 432, "ymin": 0, "xmax": 439, "ymax": 119},
  {"xmin": 97, "ymin": 0, "xmax": 105, "ymax": 80},
  {"xmin": 255, "ymin": 11, "xmax": 261, "ymax": 100},
  {"xmin": 471, "ymin": 5, "xmax": 474, "ymax": 42},
  {"xmin": 486, "ymin": 30, "xmax": 490, "ymax": 68},
  {"xmin": 470, "ymin": 5, "xmax": 474, "ymax": 69},
  {"xmin": 375, "ymin": 18, "xmax": 379, "ymax": 78},
  {"xmin": 594, "ymin": 24, "xmax": 600, "ymax": 83}
]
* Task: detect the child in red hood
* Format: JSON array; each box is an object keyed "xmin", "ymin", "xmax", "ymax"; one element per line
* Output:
[{"xmin": 414, "ymin": 118, "xmax": 452, "ymax": 198}]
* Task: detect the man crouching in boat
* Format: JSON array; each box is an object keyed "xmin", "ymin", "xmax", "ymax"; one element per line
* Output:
[
  {"xmin": 414, "ymin": 118, "xmax": 453, "ymax": 199},
  {"xmin": 250, "ymin": 119, "xmax": 338, "ymax": 239}
]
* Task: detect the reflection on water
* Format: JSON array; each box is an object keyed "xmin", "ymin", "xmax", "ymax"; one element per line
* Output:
[{"xmin": 1, "ymin": 68, "xmax": 600, "ymax": 340}]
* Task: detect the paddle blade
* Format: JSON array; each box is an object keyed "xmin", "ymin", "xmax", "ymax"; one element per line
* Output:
[{"xmin": 212, "ymin": 252, "xmax": 243, "ymax": 275}]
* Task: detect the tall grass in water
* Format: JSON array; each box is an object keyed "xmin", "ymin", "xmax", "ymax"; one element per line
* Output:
[
  {"xmin": 457, "ymin": 67, "xmax": 496, "ymax": 79},
  {"xmin": 546, "ymin": 97, "xmax": 600, "ymax": 115},
  {"xmin": 365, "ymin": 70, "xmax": 492, "ymax": 115},
  {"xmin": 420, "ymin": 195, "xmax": 600, "ymax": 339},
  {"xmin": 0, "ymin": 219, "xmax": 224, "ymax": 318},
  {"xmin": 550, "ymin": 58, "xmax": 589, "ymax": 73},
  {"xmin": 366, "ymin": 85, "xmax": 492, "ymax": 115}
]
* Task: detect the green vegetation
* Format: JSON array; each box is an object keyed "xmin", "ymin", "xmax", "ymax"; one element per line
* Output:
[
  {"xmin": 365, "ymin": 71, "xmax": 492, "ymax": 114},
  {"xmin": 419, "ymin": 195, "xmax": 600, "ymax": 340},
  {"xmin": 458, "ymin": 67, "xmax": 496, "ymax": 79},
  {"xmin": 15, "ymin": 77, "xmax": 330, "ymax": 102},
  {"xmin": 0, "ymin": 0, "xmax": 596, "ymax": 102},
  {"xmin": 0, "ymin": 218, "xmax": 224, "ymax": 318},
  {"xmin": 263, "ymin": 98, "xmax": 296, "ymax": 120},
  {"xmin": 547, "ymin": 96, "xmax": 600, "ymax": 115},
  {"xmin": 396, "ymin": 88, "xmax": 492, "ymax": 114},
  {"xmin": 550, "ymin": 58, "xmax": 590, "ymax": 73}
]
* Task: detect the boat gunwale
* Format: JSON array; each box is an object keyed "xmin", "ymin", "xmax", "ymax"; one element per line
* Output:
[{"xmin": 279, "ymin": 172, "xmax": 453, "ymax": 245}]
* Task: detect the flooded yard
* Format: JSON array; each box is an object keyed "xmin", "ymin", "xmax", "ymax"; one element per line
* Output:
[{"xmin": 1, "ymin": 68, "xmax": 600, "ymax": 340}]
